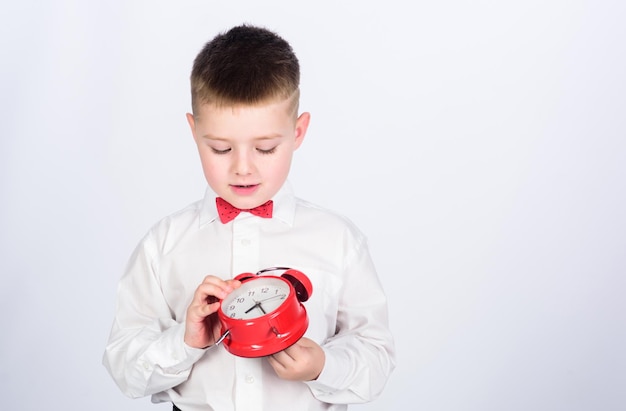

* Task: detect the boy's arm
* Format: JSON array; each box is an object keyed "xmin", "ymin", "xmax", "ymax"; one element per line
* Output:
[
  {"xmin": 305, "ymin": 239, "xmax": 396, "ymax": 404},
  {"xmin": 102, "ymin": 231, "xmax": 206, "ymax": 398}
]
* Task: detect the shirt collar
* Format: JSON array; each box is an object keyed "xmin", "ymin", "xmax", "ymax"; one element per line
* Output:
[{"xmin": 199, "ymin": 181, "xmax": 296, "ymax": 227}]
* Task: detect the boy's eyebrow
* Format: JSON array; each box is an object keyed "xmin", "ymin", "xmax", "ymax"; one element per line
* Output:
[
  {"xmin": 200, "ymin": 134, "xmax": 226, "ymax": 141},
  {"xmin": 200, "ymin": 133, "xmax": 283, "ymax": 141}
]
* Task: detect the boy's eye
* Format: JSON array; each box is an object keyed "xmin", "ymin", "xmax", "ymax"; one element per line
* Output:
[
  {"xmin": 257, "ymin": 146, "xmax": 277, "ymax": 155},
  {"xmin": 211, "ymin": 147, "xmax": 231, "ymax": 155}
]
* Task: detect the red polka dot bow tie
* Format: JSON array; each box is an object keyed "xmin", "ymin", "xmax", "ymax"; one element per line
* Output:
[{"xmin": 216, "ymin": 197, "xmax": 273, "ymax": 224}]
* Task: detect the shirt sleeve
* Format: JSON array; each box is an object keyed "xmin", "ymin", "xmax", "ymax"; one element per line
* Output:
[
  {"xmin": 102, "ymin": 229, "xmax": 206, "ymax": 398},
  {"xmin": 305, "ymin": 232, "xmax": 396, "ymax": 404}
]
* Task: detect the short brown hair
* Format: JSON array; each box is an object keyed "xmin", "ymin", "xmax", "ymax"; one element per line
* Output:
[{"xmin": 190, "ymin": 25, "xmax": 300, "ymax": 115}]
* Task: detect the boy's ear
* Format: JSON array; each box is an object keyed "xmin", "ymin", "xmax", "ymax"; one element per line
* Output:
[
  {"xmin": 186, "ymin": 113, "xmax": 197, "ymax": 139},
  {"xmin": 294, "ymin": 112, "xmax": 311, "ymax": 150}
]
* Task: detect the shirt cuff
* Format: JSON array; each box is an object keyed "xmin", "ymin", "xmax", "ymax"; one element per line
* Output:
[
  {"xmin": 148, "ymin": 323, "xmax": 207, "ymax": 375},
  {"xmin": 304, "ymin": 347, "xmax": 349, "ymax": 396}
]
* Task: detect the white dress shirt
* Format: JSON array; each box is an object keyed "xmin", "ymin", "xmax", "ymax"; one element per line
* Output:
[{"xmin": 103, "ymin": 182, "xmax": 395, "ymax": 410}]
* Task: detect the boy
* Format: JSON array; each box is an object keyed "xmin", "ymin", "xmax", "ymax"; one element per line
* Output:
[{"xmin": 103, "ymin": 24, "xmax": 395, "ymax": 411}]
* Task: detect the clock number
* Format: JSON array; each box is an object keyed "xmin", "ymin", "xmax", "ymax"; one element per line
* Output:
[
  {"xmin": 261, "ymin": 287, "xmax": 269, "ymax": 294},
  {"xmin": 236, "ymin": 297, "xmax": 245, "ymax": 304},
  {"xmin": 248, "ymin": 291, "xmax": 255, "ymax": 297}
]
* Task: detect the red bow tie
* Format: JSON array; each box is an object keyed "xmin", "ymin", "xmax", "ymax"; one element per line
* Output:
[{"xmin": 216, "ymin": 198, "xmax": 273, "ymax": 223}]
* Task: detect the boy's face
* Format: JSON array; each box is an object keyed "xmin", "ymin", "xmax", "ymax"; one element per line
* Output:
[{"xmin": 187, "ymin": 98, "xmax": 310, "ymax": 210}]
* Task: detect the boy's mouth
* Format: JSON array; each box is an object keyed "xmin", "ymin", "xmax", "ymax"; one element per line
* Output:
[{"xmin": 230, "ymin": 184, "xmax": 260, "ymax": 195}]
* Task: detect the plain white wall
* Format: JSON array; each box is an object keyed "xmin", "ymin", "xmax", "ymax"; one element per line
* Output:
[{"xmin": 1, "ymin": 1, "xmax": 625, "ymax": 410}]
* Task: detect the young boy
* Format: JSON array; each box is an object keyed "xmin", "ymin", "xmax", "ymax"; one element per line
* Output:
[{"xmin": 103, "ymin": 24, "xmax": 395, "ymax": 411}]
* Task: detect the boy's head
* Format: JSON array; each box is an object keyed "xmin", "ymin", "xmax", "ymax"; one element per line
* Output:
[
  {"xmin": 190, "ymin": 24, "xmax": 300, "ymax": 116},
  {"xmin": 187, "ymin": 25, "xmax": 310, "ymax": 211}
]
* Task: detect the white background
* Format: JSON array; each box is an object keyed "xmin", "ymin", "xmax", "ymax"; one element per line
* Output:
[{"xmin": 1, "ymin": 1, "xmax": 625, "ymax": 410}]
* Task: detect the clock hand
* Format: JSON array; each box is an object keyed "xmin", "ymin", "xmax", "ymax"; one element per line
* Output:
[
  {"xmin": 257, "ymin": 294, "xmax": 287, "ymax": 303},
  {"xmin": 244, "ymin": 301, "xmax": 261, "ymax": 314},
  {"xmin": 254, "ymin": 294, "xmax": 286, "ymax": 314},
  {"xmin": 244, "ymin": 300, "xmax": 268, "ymax": 315},
  {"xmin": 244, "ymin": 294, "xmax": 286, "ymax": 314}
]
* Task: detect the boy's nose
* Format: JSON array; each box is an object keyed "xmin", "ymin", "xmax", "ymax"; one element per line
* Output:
[{"xmin": 233, "ymin": 150, "xmax": 254, "ymax": 175}]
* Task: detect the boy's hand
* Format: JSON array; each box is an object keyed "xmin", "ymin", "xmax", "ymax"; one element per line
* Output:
[
  {"xmin": 267, "ymin": 337, "xmax": 325, "ymax": 381},
  {"xmin": 184, "ymin": 276, "xmax": 240, "ymax": 349}
]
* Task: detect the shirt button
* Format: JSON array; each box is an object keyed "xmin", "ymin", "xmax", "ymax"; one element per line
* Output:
[
  {"xmin": 241, "ymin": 239, "xmax": 251, "ymax": 246},
  {"xmin": 245, "ymin": 375, "xmax": 255, "ymax": 384},
  {"xmin": 142, "ymin": 362, "xmax": 150, "ymax": 370}
]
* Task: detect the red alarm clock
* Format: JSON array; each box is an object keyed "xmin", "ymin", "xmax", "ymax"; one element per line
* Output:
[{"xmin": 217, "ymin": 267, "xmax": 313, "ymax": 358}]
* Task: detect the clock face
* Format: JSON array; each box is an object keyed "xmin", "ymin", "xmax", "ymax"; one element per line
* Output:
[{"xmin": 221, "ymin": 277, "xmax": 291, "ymax": 320}]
